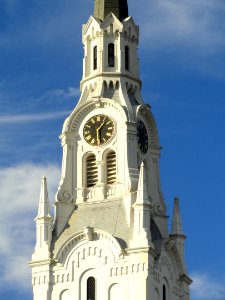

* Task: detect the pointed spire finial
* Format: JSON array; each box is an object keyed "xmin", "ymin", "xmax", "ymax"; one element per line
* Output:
[
  {"xmin": 94, "ymin": 0, "xmax": 129, "ymax": 22},
  {"xmin": 36, "ymin": 176, "xmax": 51, "ymax": 219},
  {"xmin": 136, "ymin": 161, "xmax": 150, "ymax": 205},
  {"xmin": 171, "ymin": 196, "xmax": 184, "ymax": 236}
]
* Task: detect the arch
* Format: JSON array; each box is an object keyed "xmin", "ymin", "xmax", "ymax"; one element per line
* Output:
[
  {"xmin": 162, "ymin": 277, "xmax": 170, "ymax": 300},
  {"xmin": 64, "ymin": 99, "xmax": 128, "ymax": 133},
  {"xmin": 79, "ymin": 268, "xmax": 96, "ymax": 300},
  {"xmin": 87, "ymin": 276, "xmax": 96, "ymax": 300},
  {"xmin": 108, "ymin": 43, "xmax": 115, "ymax": 67},
  {"xmin": 163, "ymin": 285, "xmax": 166, "ymax": 300},
  {"xmin": 109, "ymin": 283, "xmax": 120, "ymax": 300},
  {"xmin": 136, "ymin": 105, "xmax": 160, "ymax": 147},
  {"xmin": 93, "ymin": 46, "xmax": 97, "ymax": 70},
  {"xmin": 60, "ymin": 289, "xmax": 72, "ymax": 300},
  {"xmin": 125, "ymin": 46, "xmax": 129, "ymax": 70},
  {"xmin": 164, "ymin": 239, "xmax": 184, "ymax": 274},
  {"xmin": 109, "ymin": 80, "xmax": 114, "ymax": 89},
  {"xmin": 103, "ymin": 80, "xmax": 108, "ymax": 89},
  {"xmin": 86, "ymin": 154, "xmax": 98, "ymax": 187},
  {"xmin": 55, "ymin": 228, "xmax": 122, "ymax": 266},
  {"xmin": 106, "ymin": 150, "xmax": 116, "ymax": 184}
]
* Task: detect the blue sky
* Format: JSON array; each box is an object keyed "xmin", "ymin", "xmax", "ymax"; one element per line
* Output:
[{"xmin": 0, "ymin": 0, "xmax": 225, "ymax": 299}]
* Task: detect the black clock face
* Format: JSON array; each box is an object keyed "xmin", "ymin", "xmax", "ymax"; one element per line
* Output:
[
  {"xmin": 137, "ymin": 120, "xmax": 148, "ymax": 153},
  {"xmin": 83, "ymin": 114, "xmax": 114, "ymax": 146}
]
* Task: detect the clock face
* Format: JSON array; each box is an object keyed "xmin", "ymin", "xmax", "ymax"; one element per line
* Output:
[
  {"xmin": 137, "ymin": 120, "xmax": 148, "ymax": 154},
  {"xmin": 83, "ymin": 114, "xmax": 114, "ymax": 146}
]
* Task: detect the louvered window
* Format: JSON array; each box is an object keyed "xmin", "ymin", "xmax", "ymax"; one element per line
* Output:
[
  {"xmin": 86, "ymin": 154, "xmax": 98, "ymax": 187},
  {"xmin": 108, "ymin": 43, "xmax": 115, "ymax": 67},
  {"xmin": 87, "ymin": 277, "xmax": 95, "ymax": 300},
  {"xmin": 106, "ymin": 151, "xmax": 116, "ymax": 184}
]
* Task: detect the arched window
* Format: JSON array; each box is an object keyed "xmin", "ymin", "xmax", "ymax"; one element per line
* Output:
[
  {"xmin": 163, "ymin": 284, "xmax": 166, "ymax": 300},
  {"xmin": 87, "ymin": 277, "xmax": 95, "ymax": 300},
  {"xmin": 93, "ymin": 46, "xmax": 97, "ymax": 70},
  {"xmin": 125, "ymin": 46, "xmax": 129, "ymax": 70},
  {"xmin": 86, "ymin": 154, "xmax": 98, "ymax": 187},
  {"xmin": 108, "ymin": 43, "xmax": 115, "ymax": 67},
  {"xmin": 106, "ymin": 151, "xmax": 116, "ymax": 184}
]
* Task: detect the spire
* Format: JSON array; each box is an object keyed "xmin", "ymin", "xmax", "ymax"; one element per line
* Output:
[
  {"xmin": 94, "ymin": 0, "xmax": 129, "ymax": 22},
  {"xmin": 36, "ymin": 175, "xmax": 51, "ymax": 219},
  {"xmin": 32, "ymin": 176, "xmax": 52, "ymax": 261},
  {"xmin": 136, "ymin": 162, "xmax": 150, "ymax": 205},
  {"xmin": 130, "ymin": 162, "xmax": 153, "ymax": 248},
  {"xmin": 171, "ymin": 196, "xmax": 184, "ymax": 236}
]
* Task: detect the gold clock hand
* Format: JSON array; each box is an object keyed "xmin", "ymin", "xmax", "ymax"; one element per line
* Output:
[
  {"xmin": 96, "ymin": 127, "xmax": 100, "ymax": 146},
  {"xmin": 97, "ymin": 116, "xmax": 106, "ymax": 130}
]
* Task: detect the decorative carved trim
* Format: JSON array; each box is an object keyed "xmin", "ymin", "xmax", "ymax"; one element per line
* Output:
[
  {"xmin": 68, "ymin": 99, "xmax": 127, "ymax": 133},
  {"xmin": 55, "ymin": 229, "xmax": 121, "ymax": 265},
  {"xmin": 110, "ymin": 262, "xmax": 146, "ymax": 277},
  {"xmin": 164, "ymin": 239, "xmax": 184, "ymax": 274},
  {"xmin": 159, "ymin": 255, "xmax": 171, "ymax": 273}
]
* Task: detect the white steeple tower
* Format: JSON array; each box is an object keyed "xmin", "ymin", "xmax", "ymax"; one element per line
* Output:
[{"xmin": 30, "ymin": 1, "xmax": 192, "ymax": 299}]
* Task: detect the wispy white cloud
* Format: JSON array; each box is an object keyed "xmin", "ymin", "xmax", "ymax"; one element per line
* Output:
[
  {"xmin": 0, "ymin": 163, "xmax": 60, "ymax": 289},
  {"xmin": 36, "ymin": 86, "xmax": 80, "ymax": 103},
  {"xmin": 191, "ymin": 273, "xmax": 225, "ymax": 300},
  {"xmin": 0, "ymin": 111, "xmax": 70, "ymax": 124},
  {"xmin": 134, "ymin": 0, "xmax": 225, "ymax": 55},
  {"xmin": 0, "ymin": 85, "xmax": 79, "ymax": 116}
]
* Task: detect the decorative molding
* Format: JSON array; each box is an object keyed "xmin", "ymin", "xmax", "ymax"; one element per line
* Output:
[
  {"xmin": 69, "ymin": 99, "xmax": 127, "ymax": 133},
  {"xmin": 159, "ymin": 255, "xmax": 171, "ymax": 273},
  {"xmin": 137, "ymin": 105, "xmax": 160, "ymax": 146},
  {"xmin": 152, "ymin": 204, "xmax": 165, "ymax": 216},
  {"xmin": 55, "ymin": 229, "xmax": 121, "ymax": 265},
  {"xmin": 110, "ymin": 262, "xmax": 146, "ymax": 277}
]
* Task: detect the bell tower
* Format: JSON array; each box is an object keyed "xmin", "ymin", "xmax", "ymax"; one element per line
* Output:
[{"xmin": 29, "ymin": 1, "xmax": 192, "ymax": 299}]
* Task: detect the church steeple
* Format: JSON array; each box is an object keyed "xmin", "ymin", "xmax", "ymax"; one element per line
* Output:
[
  {"xmin": 30, "ymin": 1, "xmax": 192, "ymax": 299},
  {"xmin": 94, "ymin": 0, "xmax": 128, "ymax": 21}
]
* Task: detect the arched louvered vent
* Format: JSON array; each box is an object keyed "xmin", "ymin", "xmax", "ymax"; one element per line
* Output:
[
  {"xmin": 86, "ymin": 154, "xmax": 98, "ymax": 187},
  {"xmin": 87, "ymin": 277, "xmax": 95, "ymax": 300},
  {"xmin": 106, "ymin": 151, "xmax": 116, "ymax": 184}
]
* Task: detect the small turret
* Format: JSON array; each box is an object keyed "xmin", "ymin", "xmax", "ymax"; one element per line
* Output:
[
  {"xmin": 32, "ymin": 176, "xmax": 52, "ymax": 261},
  {"xmin": 131, "ymin": 162, "xmax": 153, "ymax": 247},
  {"xmin": 171, "ymin": 196, "xmax": 185, "ymax": 236},
  {"xmin": 170, "ymin": 197, "xmax": 187, "ymax": 270}
]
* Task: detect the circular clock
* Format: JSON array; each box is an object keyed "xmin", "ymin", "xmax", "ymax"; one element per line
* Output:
[
  {"xmin": 83, "ymin": 114, "xmax": 114, "ymax": 146},
  {"xmin": 137, "ymin": 120, "xmax": 148, "ymax": 153}
]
